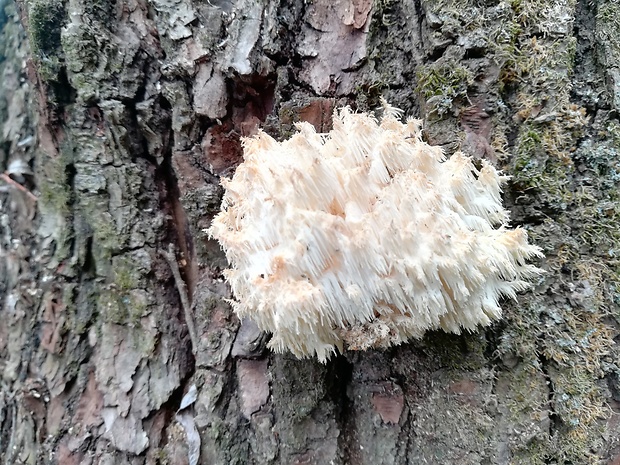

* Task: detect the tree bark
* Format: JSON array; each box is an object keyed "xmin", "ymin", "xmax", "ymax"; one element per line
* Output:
[{"xmin": 2, "ymin": 0, "xmax": 620, "ymax": 464}]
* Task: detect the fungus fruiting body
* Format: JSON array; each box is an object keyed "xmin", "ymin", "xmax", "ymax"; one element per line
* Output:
[{"xmin": 209, "ymin": 102, "xmax": 543, "ymax": 362}]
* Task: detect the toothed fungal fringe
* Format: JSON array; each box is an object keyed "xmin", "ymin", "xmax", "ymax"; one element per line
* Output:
[{"xmin": 208, "ymin": 100, "xmax": 544, "ymax": 362}]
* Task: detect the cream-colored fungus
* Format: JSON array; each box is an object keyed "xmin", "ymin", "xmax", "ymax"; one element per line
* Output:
[{"xmin": 209, "ymin": 101, "xmax": 543, "ymax": 362}]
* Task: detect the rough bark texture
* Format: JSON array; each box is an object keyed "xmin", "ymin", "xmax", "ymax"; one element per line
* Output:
[{"xmin": 1, "ymin": 0, "xmax": 620, "ymax": 464}]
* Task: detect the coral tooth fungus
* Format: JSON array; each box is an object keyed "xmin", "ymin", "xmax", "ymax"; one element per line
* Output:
[{"xmin": 209, "ymin": 101, "xmax": 544, "ymax": 362}]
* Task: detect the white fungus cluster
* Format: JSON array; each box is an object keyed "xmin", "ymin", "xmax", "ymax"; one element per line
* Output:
[{"xmin": 209, "ymin": 102, "xmax": 543, "ymax": 362}]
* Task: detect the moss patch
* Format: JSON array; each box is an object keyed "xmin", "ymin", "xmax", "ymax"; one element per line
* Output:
[
  {"xmin": 415, "ymin": 62, "xmax": 473, "ymax": 117},
  {"xmin": 27, "ymin": 0, "xmax": 65, "ymax": 82}
]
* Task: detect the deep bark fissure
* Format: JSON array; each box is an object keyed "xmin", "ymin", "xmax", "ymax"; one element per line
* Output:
[
  {"xmin": 157, "ymin": 144, "xmax": 198, "ymax": 340},
  {"xmin": 333, "ymin": 354, "xmax": 354, "ymax": 463},
  {"xmin": 539, "ymin": 353, "xmax": 560, "ymax": 436}
]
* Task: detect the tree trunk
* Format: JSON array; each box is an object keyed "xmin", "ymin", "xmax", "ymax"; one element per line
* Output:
[{"xmin": 2, "ymin": 0, "xmax": 620, "ymax": 463}]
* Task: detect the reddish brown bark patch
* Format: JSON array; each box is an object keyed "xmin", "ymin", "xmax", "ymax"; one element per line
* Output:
[
  {"xmin": 348, "ymin": 0, "xmax": 373, "ymax": 28},
  {"xmin": 299, "ymin": 99, "xmax": 336, "ymax": 133},
  {"xmin": 459, "ymin": 101, "xmax": 496, "ymax": 162},
  {"xmin": 40, "ymin": 293, "xmax": 65, "ymax": 354},
  {"xmin": 201, "ymin": 122, "xmax": 244, "ymax": 175},
  {"xmin": 46, "ymin": 393, "xmax": 67, "ymax": 436},
  {"xmin": 55, "ymin": 443, "xmax": 83, "ymax": 465},
  {"xmin": 237, "ymin": 358, "xmax": 270, "ymax": 419},
  {"xmin": 73, "ymin": 370, "xmax": 104, "ymax": 428},
  {"xmin": 371, "ymin": 382, "xmax": 404, "ymax": 425},
  {"xmin": 447, "ymin": 376, "xmax": 486, "ymax": 409},
  {"xmin": 279, "ymin": 98, "xmax": 336, "ymax": 134},
  {"xmin": 298, "ymin": 0, "xmax": 371, "ymax": 94}
]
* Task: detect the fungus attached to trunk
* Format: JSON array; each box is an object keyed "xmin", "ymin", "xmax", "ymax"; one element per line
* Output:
[{"xmin": 208, "ymin": 101, "xmax": 543, "ymax": 362}]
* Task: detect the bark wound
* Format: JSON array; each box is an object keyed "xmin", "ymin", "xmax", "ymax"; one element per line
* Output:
[{"xmin": 201, "ymin": 122, "xmax": 244, "ymax": 176}]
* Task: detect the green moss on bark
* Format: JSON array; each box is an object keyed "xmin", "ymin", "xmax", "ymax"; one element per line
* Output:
[{"xmin": 27, "ymin": 0, "xmax": 64, "ymax": 81}]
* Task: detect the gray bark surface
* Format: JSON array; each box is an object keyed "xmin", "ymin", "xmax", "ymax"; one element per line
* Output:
[{"xmin": 1, "ymin": 0, "xmax": 620, "ymax": 464}]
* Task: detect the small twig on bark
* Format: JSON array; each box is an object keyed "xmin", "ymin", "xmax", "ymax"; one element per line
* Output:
[
  {"xmin": 0, "ymin": 173, "xmax": 37, "ymax": 201},
  {"xmin": 161, "ymin": 244, "xmax": 199, "ymax": 355}
]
